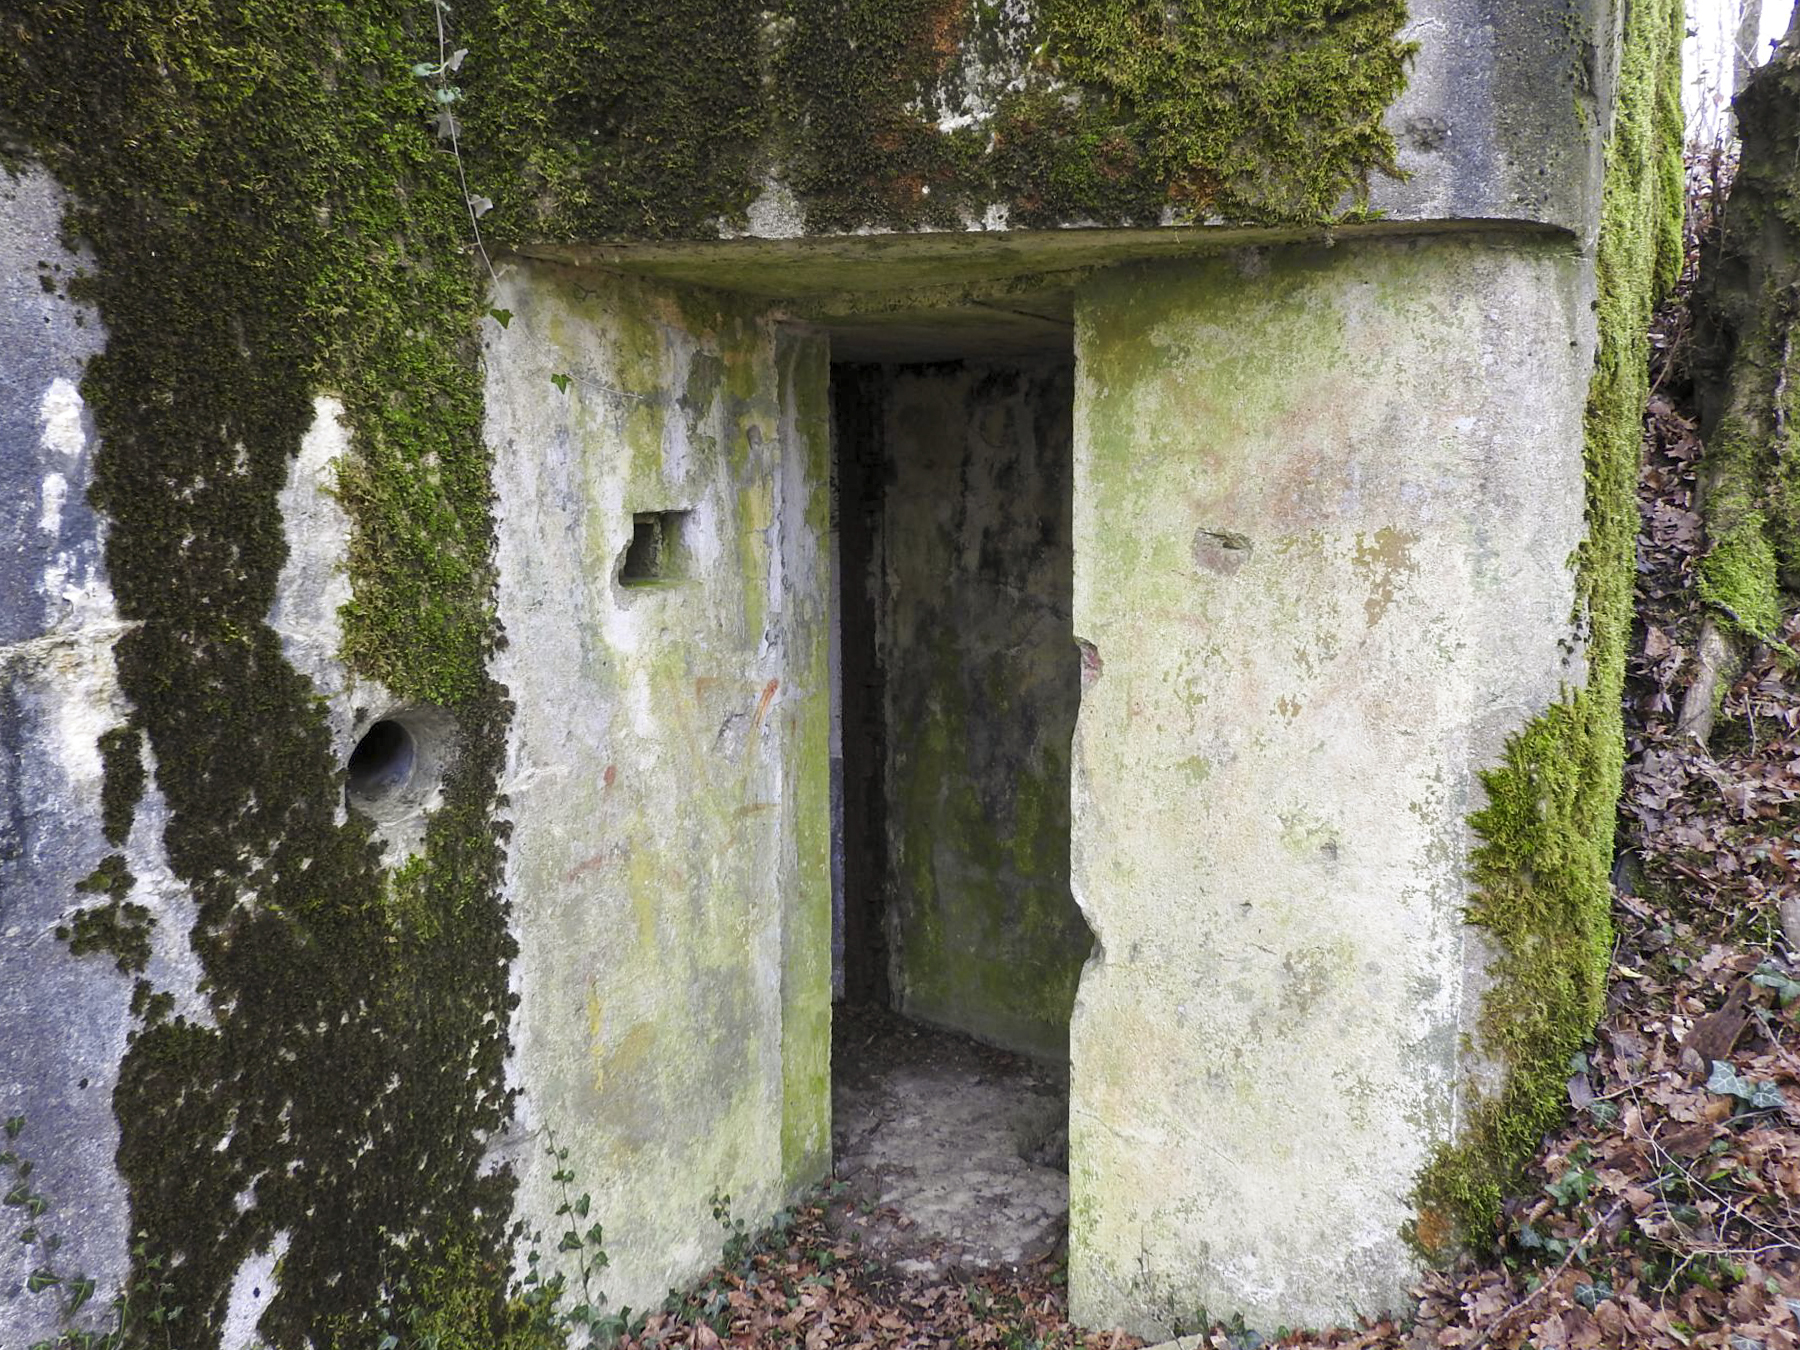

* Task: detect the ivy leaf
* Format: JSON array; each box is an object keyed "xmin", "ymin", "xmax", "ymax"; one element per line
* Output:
[
  {"xmin": 1752, "ymin": 963, "xmax": 1800, "ymax": 1006},
  {"xmin": 410, "ymin": 60, "xmax": 439, "ymax": 77},
  {"xmin": 469, "ymin": 195, "xmax": 494, "ymax": 218},
  {"xmin": 26, "ymin": 1269, "xmax": 60, "ymax": 1293},
  {"xmin": 1546, "ymin": 1164, "xmax": 1596, "ymax": 1206},
  {"xmin": 447, "ymin": 47, "xmax": 468, "ymax": 71},
  {"xmin": 1574, "ymin": 1279, "xmax": 1613, "ymax": 1310},
  {"xmin": 488, "ymin": 308, "xmax": 512, "ymax": 328},
  {"xmin": 550, "ymin": 373, "xmax": 572, "ymax": 395},
  {"xmin": 434, "ymin": 85, "xmax": 462, "ymax": 105},
  {"xmin": 67, "ymin": 1275, "xmax": 95, "ymax": 1314},
  {"xmin": 4, "ymin": 1116, "xmax": 21, "ymax": 1139},
  {"xmin": 558, "ymin": 1230, "xmax": 583, "ymax": 1252},
  {"xmin": 574, "ymin": 1192, "xmax": 591, "ymax": 1218},
  {"xmin": 1707, "ymin": 1060, "xmax": 1750, "ymax": 1097},
  {"xmin": 1706, "ymin": 1059, "xmax": 1788, "ymax": 1109}
]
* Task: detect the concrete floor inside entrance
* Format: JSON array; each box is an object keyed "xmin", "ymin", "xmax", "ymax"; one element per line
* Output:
[{"xmin": 828, "ymin": 1005, "xmax": 1069, "ymax": 1278}]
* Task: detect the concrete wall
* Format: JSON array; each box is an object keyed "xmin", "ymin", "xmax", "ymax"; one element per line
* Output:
[
  {"xmin": 873, "ymin": 362, "xmax": 1090, "ymax": 1060},
  {"xmin": 1066, "ymin": 235, "xmax": 1593, "ymax": 1333},
  {"xmin": 484, "ymin": 263, "xmax": 832, "ymax": 1313},
  {"xmin": 0, "ymin": 164, "xmax": 134, "ymax": 1349}
]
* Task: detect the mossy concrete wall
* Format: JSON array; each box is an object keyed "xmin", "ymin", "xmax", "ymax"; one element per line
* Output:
[
  {"xmin": 0, "ymin": 0, "xmax": 1672, "ymax": 1338},
  {"xmin": 484, "ymin": 262, "xmax": 832, "ymax": 1314},
  {"xmin": 1693, "ymin": 9, "xmax": 1800, "ymax": 640},
  {"xmin": 1066, "ymin": 235, "xmax": 1594, "ymax": 1333},
  {"xmin": 870, "ymin": 361, "xmax": 1091, "ymax": 1060},
  {"xmin": 462, "ymin": 0, "xmax": 1610, "ymax": 243}
]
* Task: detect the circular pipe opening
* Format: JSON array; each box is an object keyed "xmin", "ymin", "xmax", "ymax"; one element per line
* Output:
[{"xmin": 346, "ymin": 719, "xmax": 415, "ymax": 801}]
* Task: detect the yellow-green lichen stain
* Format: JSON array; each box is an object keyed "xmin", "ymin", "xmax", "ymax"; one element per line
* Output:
[
  {"xmin": 1066, "ymin": 234, "xmax": 1594, "ymax": 1335},
  {"xmin": 1411, "ymin": 0, "xmax": 1685, "ymax": 1254},
  {"xmin": 485, "ymin": 264, "xmax": 832, "ymax": 1315}
]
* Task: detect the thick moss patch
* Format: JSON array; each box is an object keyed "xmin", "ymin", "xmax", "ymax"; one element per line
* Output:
[
  {"xmin": 2, "ymin": 3, "xmax": 516, "ymax": 1343},
  {"xmin": 778, "ymin": 0, "xmax": 1414, "ymax": 232},
  {"xmin": 1411, "ymin": 0, "xmax": 1685, "ymax": 1252},
  {"xmin": 458, "ymin": 0, "xmax": 767, "ymax": 242},
  {"xmin": 454, "ymin": 0, "xmax": 1411, "ymax": 240}
]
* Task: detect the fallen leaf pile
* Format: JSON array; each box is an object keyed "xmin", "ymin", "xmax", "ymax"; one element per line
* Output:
[
  {"xmin": 609, "ymin": 160, "xmax": 1800, "ymax": 1350},
  {"xmin": 616, "ymin": 1201, "xmax": 1131, "ymax": 1350}
]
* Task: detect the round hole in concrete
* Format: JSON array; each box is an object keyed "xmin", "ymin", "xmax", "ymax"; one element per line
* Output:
[
  {"xmin": 342, "ymin": 705, "xmax": 454, "ymax": 857},
  {"xmin": 346, "ymin": 719, "xmax": 415, "ymax": 802}
]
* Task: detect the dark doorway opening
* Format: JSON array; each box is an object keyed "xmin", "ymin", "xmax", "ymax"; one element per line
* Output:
[{"xmin": 825, "ymin": 340, "xmax": 1091, "ymax": 1272}]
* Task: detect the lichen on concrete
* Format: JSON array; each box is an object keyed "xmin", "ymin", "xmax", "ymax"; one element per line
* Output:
[
  {"xmin": 1066, "ymin": 232, "xmax": 1594, "ymax": 1332},
  {"xmin": 486, "ymin": 263, "xmax": 833, "ymax": 1315}
]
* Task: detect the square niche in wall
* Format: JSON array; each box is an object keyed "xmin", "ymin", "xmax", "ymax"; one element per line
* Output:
[{"xmin": 620, "ymin": 510, "xmax": 690, "ymax": 587}]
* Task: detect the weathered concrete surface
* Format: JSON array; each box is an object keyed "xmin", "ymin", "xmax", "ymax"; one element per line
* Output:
[
  {"xmin": 0, "ymin": 164, "xmax": 130, "ymax": 1344},
  {"xmin": 1066, "ymin": 235, "xmax": 1593, "ymax": 1334},
  {"xmin": 872, "ymin": 361, "xmax": 1090, "ymax": 1060},
  {"xmin": 1368, "ymin": 0, "xmax": 1616, "ymax": 242},
  {"xmin": 485, "ymin": 262, "xmax": 832, "ymax": 1313}
]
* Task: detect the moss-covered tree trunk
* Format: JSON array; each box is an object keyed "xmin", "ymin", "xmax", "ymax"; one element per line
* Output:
[{"xmin": 1692, "ymin": 5, "xmax": 1800, "ymax": 651}]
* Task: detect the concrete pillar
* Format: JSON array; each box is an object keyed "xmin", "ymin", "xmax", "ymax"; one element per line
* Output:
[
  {"xmin": 484, "ymin": 263, "xmax": 833, "ymax": 1313},
  {"xmin": 1067, "ymin": 235, "xmax": 1592, "ymax": 1333}
]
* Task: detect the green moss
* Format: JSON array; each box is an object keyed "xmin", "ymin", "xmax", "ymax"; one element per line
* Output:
[
  {"xmin": 1694, "ymin": 319, "xmax": 1798, "ymax": 646},
  {"xmin": 1411, "ymin": 0, "xmax": 1685, "ymax": 1254},
  {"xmin": 1692, "ymin": 22, "xmax": 1799, "ymax": 642},
  {"xmin": 96, "ymin": 724, "xmax": 144, "ymax": 847},
  {"xmin": 1697, "ymin": 426, "xmax": 1785, "ymax": 638},
  {"xmin": 458, "ymin": 0, "xmax": 767, "ymax": 241},
  {"xmin": 1028, "ymin": 0, "xmax": 1413, "ymax": 224},
  {"xmin": 427, "ymin": 1, "xmax": 1413, "ymax": 240},
  {"xmin": 774, "ymin": 0, "xmax": 988, "ymax": 232},
  {"xmin": 60, "ymin": 854, "xmax": 151, "ymax": 974},
  {"xmin": 332, "ymin": 1232, "xmax": 567, "ymax": 1350},
  {"xmin": 774, "ymin": 0, "xmax": 1411, "ymax": 232}
]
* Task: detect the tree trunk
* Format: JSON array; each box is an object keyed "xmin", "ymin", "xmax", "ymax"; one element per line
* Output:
[
  {"xmin": 1733, "ymin": 0, "xmax": 1765, "ymax": 130},
  {"xmin": 1691, "ymin": 4, "xmax": 1799, "ymax": 663}
]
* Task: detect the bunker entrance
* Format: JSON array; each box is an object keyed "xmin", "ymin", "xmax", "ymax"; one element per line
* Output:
[{"xmin": 824, "ymin": 321, "xmax": 1093, "ymax": 1272}]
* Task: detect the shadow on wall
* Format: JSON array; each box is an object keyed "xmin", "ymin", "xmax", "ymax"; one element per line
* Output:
[{"xmin": 832, "ymin": 357, "xmax": 1092, "ymax": 1062}]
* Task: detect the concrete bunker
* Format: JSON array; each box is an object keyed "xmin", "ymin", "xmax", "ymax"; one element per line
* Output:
[
  {"xmin": 484, "ymin": 222, "xmax": 1602, "ymax": 1333},
  {"xmin": 0, "ymin": 0, "xmax": 1684, "ymax": 1343},
  {"xmin": 824, "ymin": 309, "xmax": 1094, "ymax": 1268}
]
